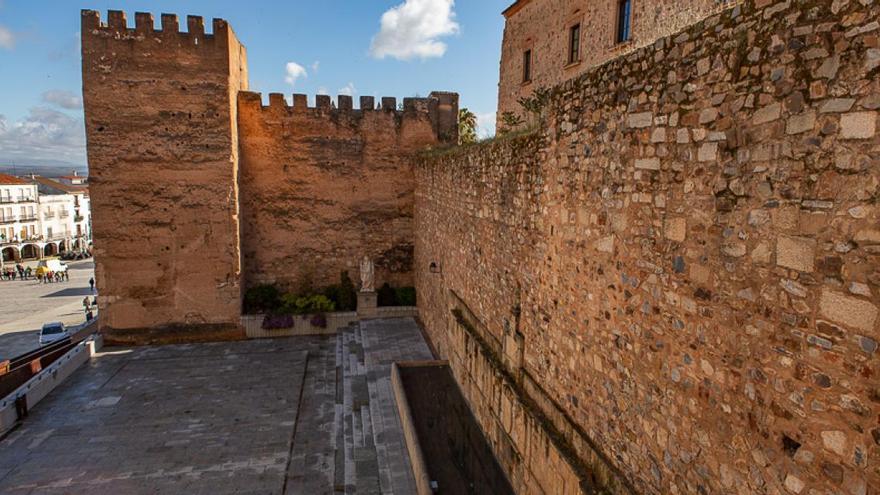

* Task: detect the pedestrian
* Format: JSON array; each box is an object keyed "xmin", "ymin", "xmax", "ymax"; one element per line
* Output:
[
  {"xmin": 10, "ymin": 270, "xmax": 15, "ymax": 281},
  {"xmin": 89, "ymin": 277, "xmax": 95, "ymax": 292},
  {"xmin": 25, "ymin": 266, "xmax": 32, "ymax": 279},
  {"xmin": 83, "ymin": 296, "xmax": 90, "ymax": 313},
  {"xmin": 63, "ymin": 270, "xmax": 69, "ymax": 281}
]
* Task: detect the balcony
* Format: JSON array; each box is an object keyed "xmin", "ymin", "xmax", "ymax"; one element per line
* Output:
[
  {"xmin": 0, "ymin": 197, "xmax": 14, "ymax": 204},
  {"xmin": 44, "ymin": 212, "xmax": 56, "ymax": 219},
  {"xmin": 74, "ymin": 215, "xmax": 84, "ymax": 222},
  {"xmin": 16, "ymin": 197, "xmax": 35, "ymax": 203},
  {"xmin": 0, "ymin": 217, "xmax": 15, "ymax": 225},
  {"xmin": 59, "ymin": 212, "xmax": 70, "ymax": 218},
  {"xmin": 19, "ymin": 215, "xmax": 37, "ymax": 222}
]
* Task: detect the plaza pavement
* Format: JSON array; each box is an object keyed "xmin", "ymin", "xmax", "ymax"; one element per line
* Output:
[
  {"xmin": 0, "ymin": 317, "xmax": 433, "ymax": 494},
  {"xmin": 0, "ymin": 260, "xmax": 96, "ymax": 361}
]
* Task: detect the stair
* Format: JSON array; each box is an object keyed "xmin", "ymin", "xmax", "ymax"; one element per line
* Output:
[{"xmin": 336, "ymin": 323, "xmax": 382, "ymax": 495}]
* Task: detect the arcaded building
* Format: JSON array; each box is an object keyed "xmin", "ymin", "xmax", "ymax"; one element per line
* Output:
[{"xmin": 497, "ymin": 0, "xmax": 737, "ymax": 121}]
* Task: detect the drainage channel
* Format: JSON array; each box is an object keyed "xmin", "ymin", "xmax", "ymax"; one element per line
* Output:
[{"xmin": 394, "ymin": 362, "xmax": 515, "ymax": 495}]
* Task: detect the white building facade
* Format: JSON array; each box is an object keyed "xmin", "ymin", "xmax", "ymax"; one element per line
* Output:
[{"xmin": 0, "ymin": 174, "xmax": 91, "ymax": 266}]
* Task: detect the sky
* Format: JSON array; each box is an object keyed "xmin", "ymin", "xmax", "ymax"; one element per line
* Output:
[{"xmin": 0, "ymin": 0, "xmax": 508, "ymax": 170}]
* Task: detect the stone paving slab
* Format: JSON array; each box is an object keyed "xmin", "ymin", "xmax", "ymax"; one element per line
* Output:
[
  {"xmin": 0, "ymin": 338, "xmax": 311, "ymax": 494},
  {"xmin": 0, "ymin": 317, "xmax": 436, "ymax": 494}
]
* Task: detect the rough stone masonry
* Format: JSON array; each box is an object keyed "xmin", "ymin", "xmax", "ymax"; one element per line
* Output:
[
  {"xmin": 81, "ymin": 1, "xmax": 879, "ymax": 494},
  {"xmin": 80, "ymin": 10, "xmax": 457, "ymax": 344},
  {"xmin": 416, "ymin": 0, "xmax": 880, "ymax": 494}
]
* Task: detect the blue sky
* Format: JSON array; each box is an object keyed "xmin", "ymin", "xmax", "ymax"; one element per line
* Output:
[{"xmin": 0, "ymin": 0, "xmax": 508, "ymax": 169}]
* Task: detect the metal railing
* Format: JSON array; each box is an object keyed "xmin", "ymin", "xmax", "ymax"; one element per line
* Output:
[
  {"xmin": 43, "ymin": 212, "xmax": 55, "ymax": 219},
  {"xmin": 18, "ymin": 215, "xmax": 37, "ymax": 222},
  {"xmin": 0, "ymin": 217, "xmax": 15, "ymax": 225}
]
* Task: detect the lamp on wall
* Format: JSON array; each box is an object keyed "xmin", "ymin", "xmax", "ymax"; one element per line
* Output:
[{"xmin": 429, "ymin": 261, "xmax": 441, "ymax": 274}]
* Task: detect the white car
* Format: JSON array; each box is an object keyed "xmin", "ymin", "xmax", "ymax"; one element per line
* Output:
[{"xmin": 39, "ymin": 322, "xmax": 69, "ymax": 346}]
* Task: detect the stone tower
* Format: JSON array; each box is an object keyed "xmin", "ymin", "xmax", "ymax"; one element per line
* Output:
[{"xmin": 81, "ymin": 11, "xmax": 248, "ymax": 343}]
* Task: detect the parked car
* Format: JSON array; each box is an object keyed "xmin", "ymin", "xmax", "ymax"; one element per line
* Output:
[
  {"xmin": 39, "ymin": 322, "xmax": 69, "ymax": 346},
  {"xmin": 35, "ymin": 259, "xmax": 68, "ymax": 277}
]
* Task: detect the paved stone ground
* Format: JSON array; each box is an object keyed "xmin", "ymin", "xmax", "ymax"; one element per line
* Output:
[
  {"xmin": 0, "ymin": 260, "xmax": 96, "ymax": 361},
  {"xmin": 0, "ymin": 317, "xmax": 432, "ymax": 494}
]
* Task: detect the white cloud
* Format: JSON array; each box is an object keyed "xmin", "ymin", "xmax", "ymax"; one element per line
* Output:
[
  {"xmin": 339, "ymin": 83, "xmax": 356, "ymax": 96},
  {"xmin": 370, "ymin": 0, "xmax": 459, "ymax": 61},
  {"xmin": 42, "ymin": 90, "xmax": 82, "ymax": 110},
  {"xmin": 310, "ymin": 61, "xmax": 320, "ymax": 73},
  {"xmin": 0, "ymin": 25, "xmax": 14, "ymax": 50},
  {"xmin": 476, "ymin": 112, "xmax": 496, "ymax": 139},
  {"xmin": 284, "ymin": 62, "xmax": 307, "ymax": 87},
  {"xmin": 0, "ymin": 107, "xmax": 86, "ymax": 164}
]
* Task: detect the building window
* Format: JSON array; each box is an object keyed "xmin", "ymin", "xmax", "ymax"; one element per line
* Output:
[
  {"xmin": 616, "ymin": 0, "xmax": 632, "ymax": 44},
  {"xmin": 568, "ymin": 24, "xmax": 581, "ymax": 64},
  {"xmin": 522, "ymin": 49, "xmax": 532, "ymax": 83}
]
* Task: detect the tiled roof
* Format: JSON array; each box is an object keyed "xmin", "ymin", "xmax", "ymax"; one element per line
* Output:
[
  {"xmin": 31, "ymin": 176, "xmax": 89, "ymax": 194},
  {"xmin": 0, "ymin": 173, "xmax": 29, "ymax": 185}
]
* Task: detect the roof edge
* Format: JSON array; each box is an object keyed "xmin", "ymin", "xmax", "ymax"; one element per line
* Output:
[{"xmin": 502, "ymin": 0, "xmax": 533, "ymax": 18}]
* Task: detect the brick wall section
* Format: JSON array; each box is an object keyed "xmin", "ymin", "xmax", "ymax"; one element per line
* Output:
[
  {"xmin": 417, "ymin": 1, "xmax": 880, "ymax": 493},
  {"xmin": 81, "ymin": 11, "xmax": 248, "ymax": 343},
  {"xmin": 498, "ymin": 0, "xmax": 738, "ymax": 122},
  {"xmin": 237, "ymin": 92, "xmax": 457, "ymax": 291}
]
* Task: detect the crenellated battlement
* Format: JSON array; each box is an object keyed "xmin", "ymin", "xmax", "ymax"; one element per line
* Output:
[
  {"xmin": 240, "ymin": 91, "xmax": 436, "ymax": 114},
  {"xmin": 238, "ymin": 91, "xmax": 458, "ymax": 142},
  {"xmin": 81, "ymin": 10, "xmax": 232, "ymax": 46}
]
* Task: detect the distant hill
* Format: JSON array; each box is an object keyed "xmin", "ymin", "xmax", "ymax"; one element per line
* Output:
[{"xmin": 0, "ymin": 159, "xmax": 88, "ymax": 178}]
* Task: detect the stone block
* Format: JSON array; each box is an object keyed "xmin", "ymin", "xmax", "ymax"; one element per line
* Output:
[
  {"xmin": 664, "ymin": 217, "xmax": 686, "ymax": 242},
  {"xmin": 786, "ymin": 111, "xmax": 816, "ymax": 134},
  {"xmin": 357, "ymin": 291, "xmax": 378, "ymax": 319},
  {"xmin": 627, "ymin": 112, "xmax": 653, "ymax": 128},
  {"xmin": 697, "ymin": 142, "xmax": 717, "ymax": 162},
  {"xmin": 839, "ymin": 112, "xmax": 876, "ymax": 139},
  {"xmin": 752, "ymin": 103, "xmax": 781, "ymax": 125},
  {"xmin": 635, "ymin": 158, "xmax": 660, "ymax": 170},
  {"xmin": 819, "ymin": 290, "xmax": 878, "ymax": 332},
  {"xmin": 596, "ymin": 235, "xmax": 614, "ymax": 253},
  {"xmin": 776, "ymin": 235, "xmax": 816, "ymax": 272},
  {"xmin": 819, "ymin": 98, "xmax": 855, "ymax": 113},
  {"xmin": 650, "ymin": 128, "xmax": 667, "ymax": 143}
]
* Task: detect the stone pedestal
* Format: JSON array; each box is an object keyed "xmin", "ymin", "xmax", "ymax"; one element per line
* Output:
[{"xmin": 357, "ymin": 291, "xmax": 378, "ymax": 319}]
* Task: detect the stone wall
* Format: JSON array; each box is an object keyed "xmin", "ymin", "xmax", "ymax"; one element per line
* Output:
[
  {"xmin": 417, "ymin": 1, "xmax": 880, "ymax": 493},
  {"xmin": 237, "ymin": 92, "xmax": 458, "ymax": 292},
  {"xmin": 498, "ymin": 0, "xmax": 737, "ymax": 122},
  {"xmin": 82, "ymin": 11, "xmax": 248, "ymax": 343}
]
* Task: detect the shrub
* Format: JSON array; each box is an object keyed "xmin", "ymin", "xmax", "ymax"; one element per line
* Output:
[
  {"xmin": 261, "ymin": 314, "xmax": 294, "ymax": 330},
  {"xmin": 377, "ymin": 283, "xmax": 397, "ymax": 307},
  {"xmin": 310, "ymin": 313, "xmax": 328, "ymax": 329},
  {"xmin": 395, "ymin": 287, "xmax": 417, "ymax": 306},
  {"xmin": 322, "ymin": 271, "xmax": 357, "ymax": 311},
  {"xmin": 244, "ymin": 284, "xmax": 281, "ymax": 314},
  {"xmin": 279, "ymin": 293, "xmax": 336, "ymax": 315},
  {"xmin": 338, "ymin": 271, "xmax": 357, "ymax": 311}
]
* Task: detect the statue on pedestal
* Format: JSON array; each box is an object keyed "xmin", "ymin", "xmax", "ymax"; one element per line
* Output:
[{"xmin": 359, "ymin": 256, "xmax": 375, "ymax": 293}]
